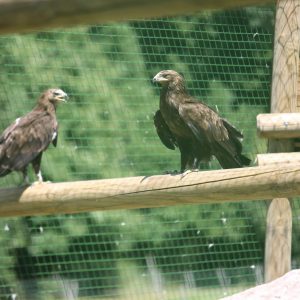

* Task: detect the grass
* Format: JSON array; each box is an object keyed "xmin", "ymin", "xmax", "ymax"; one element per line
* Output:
[{"xmin": 14, "ymin": 261, "xmax": 254, "ymax": 300}]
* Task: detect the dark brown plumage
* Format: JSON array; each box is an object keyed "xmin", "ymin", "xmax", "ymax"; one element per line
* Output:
[
  {"xmin": 153, "ymin": 70, "xmax": 251, "ymax": 172},
  {"xmin": 0, "ymin": 88, "xmax": 68, "ymax": 184}
]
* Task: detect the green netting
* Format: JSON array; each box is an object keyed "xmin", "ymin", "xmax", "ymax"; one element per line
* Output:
[{"xmin": 0, "ymin": 4, "xmax": 292, "ymax": 300}]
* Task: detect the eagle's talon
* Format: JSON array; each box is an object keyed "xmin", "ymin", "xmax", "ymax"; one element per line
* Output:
[
  {"xmin": 181, "ymin": 169, "xmax": 199, "ymax": 178},
  {"xmin": 164, "ymin": 170, "xmax": 179, "ymax": 175},
  {"xmin": 30, "ymin": 181, "xmax": 42, "ymax": 187},
  {"xmin": 30, "ymin": 180, "xmax": 51, "ymax": 187}
]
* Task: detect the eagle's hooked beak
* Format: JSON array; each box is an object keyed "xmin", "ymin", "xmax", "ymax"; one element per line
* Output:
[
  {"xmin": 55, "ymin": 91, "xmax": 69, "ymax": 102},
  {"xmin": 60, "ymin": 92, "xmax": 68, "ymax": 102},
  {"xmin": 152, "ymin": 73, "xmax": 168, "ymax": 84}
]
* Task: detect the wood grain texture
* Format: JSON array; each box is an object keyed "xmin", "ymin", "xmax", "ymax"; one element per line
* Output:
[
  {"xmin": 270, "ymin": 0, "xmax": 300, "ymax": 114},
  {"xmin": 264, "ymin": 198, "xmax": 292, "ymax": 283},
  {"xmin": 221, "ymin": 269, "xmax": 300, "ymax": 300},
  {"xmin": 264, "ymin": 0, "xmax": 300, "ymax": 282},
  {"xmin": 297, "ymin": 60, "xmax": 300, "ymax": 108},
  {"xmin": 257, "ymin": 113, "xmax": 300, "ymax": 138},
  {"xmin": 1, "ymin": 164, "xmax": 300, "ymax": 217},
  {"xmin": 0, "ymin": 0, "xmax": 273, "ymax": 35},
  {"xmin": 257, "ymin": 152, "xmax": 300, "ymax": 165}
]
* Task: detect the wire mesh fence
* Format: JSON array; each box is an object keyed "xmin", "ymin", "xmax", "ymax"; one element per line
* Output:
[
  {"xmin": 0, "ymin": 3, "xmax": 294, "ymax": 300},
  {"xmin": 0, "ymin": 204, "xmax": 266, "ymax": 300}
]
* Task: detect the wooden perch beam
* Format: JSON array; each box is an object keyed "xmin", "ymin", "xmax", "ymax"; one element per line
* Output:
[
  {"xmin": 0, "ymin": 0, "xmax": 273, "ymax": 35},
  {"xmin": 1, "ymin": 163, "xmax": 300, "ymax": 217},
  {"xmin": 256, "ymin": 152, "xmax": 300, "ymax": 166},
  {"xmin": 257, "ymin": 113, "xmax": 300, "ymax": 138}
]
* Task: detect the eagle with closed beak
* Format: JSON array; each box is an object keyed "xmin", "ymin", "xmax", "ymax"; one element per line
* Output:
[
  {"xmin": 0, "ymin": 88, "xmax": 68, "ymax": 185},
  {"xmin": 153, "ymin": 70, "xmax": 251, "ymax": 172}
]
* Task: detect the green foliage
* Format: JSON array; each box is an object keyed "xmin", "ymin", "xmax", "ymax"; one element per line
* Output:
[{"xmin": 0, "ymin": 6, "xmax": 275, "ymax": 299}]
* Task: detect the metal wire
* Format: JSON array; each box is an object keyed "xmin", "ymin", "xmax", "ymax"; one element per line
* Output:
[{"xmin": 0, "ymin": 5, "xmax": 276, "ymax": 300}]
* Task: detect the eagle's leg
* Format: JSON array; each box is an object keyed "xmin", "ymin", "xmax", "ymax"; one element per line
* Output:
[
  {"xmin": 181, "ymin": 157, "xmax": 199, "ymax": 178},
  {"xmin": 180, "ymin": 151, "xmax": 190, "ymax": 173},
  {"xmin": 21, "ymin": 167, "xmax": 30, "ymax": 186},
  {"xmin": 179, "ymin": 149, "xmax": 191, "ymax": 178},
  {"xmin": 32, "ymin": 153, "xmax": 43, "ymax": 184},
  {"xmin": 192, "ymin": 158, "xmax": 199, "ymax": 170}
]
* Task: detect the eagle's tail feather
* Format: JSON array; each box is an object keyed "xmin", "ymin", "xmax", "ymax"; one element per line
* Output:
[
  {"xmin": 214, "ymin": 152, "xmax": 241, "ymax": 169},
  {"xmin": 240, "ymin": 154, "xmax": 251, "ymax": 166},
  {"xmin": 214, "ymin": 143, "xmax": 251, "ymax": 169},
  {"xmin": 215, "ymin": 153, "xmax": 248, "ymax": 169},
  {"xmin": 215, "ymin": 119, "xmax": 251, "ymax": 168}
]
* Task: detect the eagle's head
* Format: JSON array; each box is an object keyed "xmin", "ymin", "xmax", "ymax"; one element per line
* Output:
[
  {"xmin": 40, "ymin": 88, "xmax": 69, "ymax": 105},
  {"xmin": 152, "ymin": 70, "xmax": 184, "ymax": 87}
]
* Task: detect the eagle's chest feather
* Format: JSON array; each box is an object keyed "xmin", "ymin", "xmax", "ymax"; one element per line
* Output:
[{"xmin": 160, "ymin": 93, "xmax": 192, "ymax": 138}]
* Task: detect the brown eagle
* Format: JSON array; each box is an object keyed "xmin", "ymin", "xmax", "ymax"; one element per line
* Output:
[
  {"xmin": 0, "ymin": 88, "xmax": 68, "ymax": 184},
  {"xmin": 153, "ymin": 70, "xmax": 250, "ymax": 172}
]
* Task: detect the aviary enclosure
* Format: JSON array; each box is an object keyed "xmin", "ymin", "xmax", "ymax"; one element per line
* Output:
[{"xmin": 0, "ymin": 0, "xmax": 300, "ymax": 299}]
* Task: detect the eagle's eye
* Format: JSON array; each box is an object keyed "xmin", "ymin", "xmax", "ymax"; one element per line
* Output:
[{"xmin": 53, "ymin": 91, "xmax": 60, "ymax": 96}]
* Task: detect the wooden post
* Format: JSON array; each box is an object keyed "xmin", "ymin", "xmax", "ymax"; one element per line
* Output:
[
  {"xmin": 264, "ymin": 0, "xmax": 300, "ymax": 283},
  {"xmin": 271, "ymin": 0, "xmax": 300, "ymax": 115}
]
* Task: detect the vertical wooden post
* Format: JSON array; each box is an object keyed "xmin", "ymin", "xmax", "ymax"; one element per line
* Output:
[
  {"xmin": 271, "ymin": 0, "xmax": 300, "ymax": 114},
  {"xmin": 264, "ymin": 0, "xmax": 300, "ymax": 282}
]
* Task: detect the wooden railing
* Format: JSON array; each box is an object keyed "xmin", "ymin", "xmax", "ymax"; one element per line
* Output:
[
  {"xmin": 0, "ymin": 0, "xmax": 272, "ymax": 34},
  {"xmin": 0, "ymin": 163, "xmax": 300, "ymax": 217}
]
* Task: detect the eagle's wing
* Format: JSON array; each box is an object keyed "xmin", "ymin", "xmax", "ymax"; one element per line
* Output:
[
  {"xmin": 178, "ymin": 101, "xmax": 247, "ymax": 168},
  {"xmin": 154, "ymin": 110, "xmax": 177, "ymax": 150},
  {"xmin": 178, "ymin": 101, "xmax": 228, "ymax": 143},
  {"xmin": 0, "ymin": 111, "xmax": 57, "ymax": 173},
  {"xmin": 52, "ymin": 127, "xmax": 58, "ymax": 147}
]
